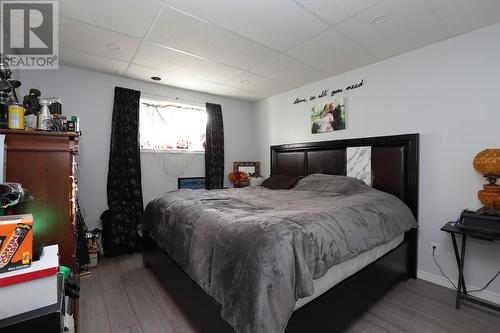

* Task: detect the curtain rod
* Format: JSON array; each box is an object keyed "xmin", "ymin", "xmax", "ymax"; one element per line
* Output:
[
  {"xmin": 141, "ymin": 102, "xmax": 205, "ymax": 111},
  {"xmin": 141, "ymin": 92, "xmax": 206, "ymax": 108}
]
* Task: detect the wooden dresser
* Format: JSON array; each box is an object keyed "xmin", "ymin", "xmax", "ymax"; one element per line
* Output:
[{"xmin": 0, "ymin": 129, "xmax": 80, "ymax": 271}]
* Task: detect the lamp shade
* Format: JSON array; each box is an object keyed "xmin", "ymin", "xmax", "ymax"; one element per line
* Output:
[{"xmin": 473, "ymin": 149, "xmax": 500, "ymax": 175}]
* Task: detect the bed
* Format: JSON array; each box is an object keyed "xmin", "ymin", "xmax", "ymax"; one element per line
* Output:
[{"xmin": 143, "ymin": 133, "xmax": 419, "ymax": 332}]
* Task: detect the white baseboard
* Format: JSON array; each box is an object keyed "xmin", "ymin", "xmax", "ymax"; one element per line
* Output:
[{"xmin": 417, "ymin": 269, "xmax": 500, "ymax": 305}]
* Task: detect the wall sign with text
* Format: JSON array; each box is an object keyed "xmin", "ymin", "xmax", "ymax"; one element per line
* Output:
[{"xmin": 292, "ymin": 79, "xmax": 364, "ymax": 105}]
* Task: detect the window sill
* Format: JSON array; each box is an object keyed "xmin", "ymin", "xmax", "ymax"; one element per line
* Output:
[{"xmin": 140, "ymin": 149, "xmax": 205, "ymax": 155}]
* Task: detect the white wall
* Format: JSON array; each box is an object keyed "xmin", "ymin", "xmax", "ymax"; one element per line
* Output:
[
  {"xmin": 19, "ymin": 66, "xmax": 258, "ymax": 230},
  {"xmin": 255, "ymin": 23, "xmax": 500, "ymax": 300}
]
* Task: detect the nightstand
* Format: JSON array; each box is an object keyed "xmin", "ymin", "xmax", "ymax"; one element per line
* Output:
[{"xmin": 441, "ymin": 221, "xmax": 500, "ymax": 312}]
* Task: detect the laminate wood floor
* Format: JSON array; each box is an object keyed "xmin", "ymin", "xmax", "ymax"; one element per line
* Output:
[{"xmin": 79, "ymin": 253, "xmax": 500, "ymax": 333}]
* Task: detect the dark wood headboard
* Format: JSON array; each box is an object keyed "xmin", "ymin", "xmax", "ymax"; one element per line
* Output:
[{"xmin": 270, "ymin": 134, "xmax": 419, "ymax": 220}]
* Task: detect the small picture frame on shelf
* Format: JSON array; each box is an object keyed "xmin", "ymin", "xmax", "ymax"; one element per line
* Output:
[{"xmin": 233, "ymin": 161, "xmax": 260, "ymax": 177}]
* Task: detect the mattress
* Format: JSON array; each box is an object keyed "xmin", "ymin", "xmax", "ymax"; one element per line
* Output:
[{"xmin": 295, "ymin": 233, "xmax": 405, "ymax": 310}]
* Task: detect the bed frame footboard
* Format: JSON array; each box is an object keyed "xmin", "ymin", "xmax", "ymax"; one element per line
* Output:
[{"xmin": 143, "ymin": 227, "xmax": 417, "ymax": 332}]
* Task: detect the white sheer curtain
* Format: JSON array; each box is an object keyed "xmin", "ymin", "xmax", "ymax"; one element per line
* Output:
[{"xmin": 139, "ymin": 101, "xmax": 207, "ymax": 177}]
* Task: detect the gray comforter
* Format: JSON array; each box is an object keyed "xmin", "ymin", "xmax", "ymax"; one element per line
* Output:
[{"xmin": 143, "ymin": 174, "xmax": 417, "ymax": 333}]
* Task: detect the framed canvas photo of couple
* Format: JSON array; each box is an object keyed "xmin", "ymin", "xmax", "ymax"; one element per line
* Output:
[{"xmin": 311, "ymin": 97, "xmax": 346, "ymax": 134}]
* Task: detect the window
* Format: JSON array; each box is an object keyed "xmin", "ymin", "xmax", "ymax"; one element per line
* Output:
[{"xmin": 139, "ymin": 99, "xmax": 207, "ymax": 152}]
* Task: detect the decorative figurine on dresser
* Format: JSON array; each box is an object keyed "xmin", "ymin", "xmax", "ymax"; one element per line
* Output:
[
  {"xmin": 0, "ymin": 54, "xmax": 22, "ymax": 130},
  {"xmin": 37, "ymin": 99, "xmax": 53, "ymax": 131},
  {"xmin": 23, "ymin": 88, "xmax": 41, "ymax": 115},
  {"xmin": 22, "ymin": 89, "xmax": 41, "ymax": 130}
]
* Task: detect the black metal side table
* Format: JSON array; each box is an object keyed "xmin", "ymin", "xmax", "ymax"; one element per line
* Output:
[{"xmin": 441, "ymin": 221, "xmax": 500, "ymax": 312}]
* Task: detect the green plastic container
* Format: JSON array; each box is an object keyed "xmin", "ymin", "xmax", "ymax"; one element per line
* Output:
[{"xmin": 59, "ymin": 265, "xmax": 71, "ymax": 279}]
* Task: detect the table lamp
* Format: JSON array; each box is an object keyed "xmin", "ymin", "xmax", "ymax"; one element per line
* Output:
[{"xmin": 473, "ymin": 149, "xmax": 500, "ymax": 214}]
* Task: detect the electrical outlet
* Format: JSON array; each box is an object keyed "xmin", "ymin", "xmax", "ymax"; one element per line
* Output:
[{"xmin": 431, "ymin": 243, "xmax": 440, "ymax": 257}]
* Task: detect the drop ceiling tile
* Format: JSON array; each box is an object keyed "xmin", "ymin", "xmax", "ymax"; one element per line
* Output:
[
  {"xmin": 59, "ymin": 0, "xmax": 163, "ymax": 38},
  {"xmin": 126, "ymin": 64, "xmax": 220, "ymax": 92},
  {"xmin": 166, "ymin": 0, "xmax": 328, "ymax": 51},
  {"xmin": 251, "ymin": 54, "xmax": 330, "ymax": 86},
  {"xmin": 224, "ymin": 72, "xmax": 294, "ymax": 97},
  {"xmin": 60, "ymin": 17, "xmax": 141, "ymax": 62},
  {"xmin": 59, "ymin": 48, "xmax": 129, "ymax": 76},
  {"xmin": 208, "ymin": 85, "xmax": 263, "ymax": 102},
  {"xmin": 286, "ymin": 28, "xmax": 378, "ymax": 75},
  {"xmin": 336, "ymin": 0, "xmax": 450, "ymax": 59},
  {"xmin": 295, "ymin": 0, "xmax": 384, "ymax": 25},
  {"xmin": 427, "ymin": 0, "xmax": 500, "ymax": 35},
  {"xmin": 133, "ymin": 42, "xmax": 242, "ymax": 84},
  {"xmin": 147, "ymin": 6, "xmax": 277, "ymax": 70}
]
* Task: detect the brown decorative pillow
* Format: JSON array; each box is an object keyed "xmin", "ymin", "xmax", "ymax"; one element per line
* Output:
[{"xmin": 261, "ymin": 175, "xmax": 302, "ymax": 190}]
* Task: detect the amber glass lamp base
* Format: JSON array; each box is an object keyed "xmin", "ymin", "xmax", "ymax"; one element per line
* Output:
[{"xmin": 478, "ymin": 184, "xmax": 500, "ymax": 209}]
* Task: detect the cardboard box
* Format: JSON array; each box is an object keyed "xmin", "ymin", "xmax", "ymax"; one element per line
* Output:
[{"xmin": 0, "ymin": 214, "xmax": 33, "ymax": 273}]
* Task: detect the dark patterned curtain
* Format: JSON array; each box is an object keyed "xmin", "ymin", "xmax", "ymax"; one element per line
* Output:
[
  {"xmin": 101, "ymin": 87, "xmax": 143, "ymax": 257},
  {"xmin": 205, "ymin": 103, "xmax": 224, "ymax": 189}
]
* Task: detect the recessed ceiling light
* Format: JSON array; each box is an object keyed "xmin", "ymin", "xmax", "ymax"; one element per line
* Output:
[
  {"xmin": 151, "ymin": 76, "xmax": 161, "ymax": 81},
  {"xmin": 106, "ymin": 43, "xmax": 120, "ymax": 50},
  {"xmin": 241, "ymin": 80, "xmax": 250, "ymax": 84},
  {"xmin": 372, "ymin": 15, "xmax": 388, "ymax": 24}
]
